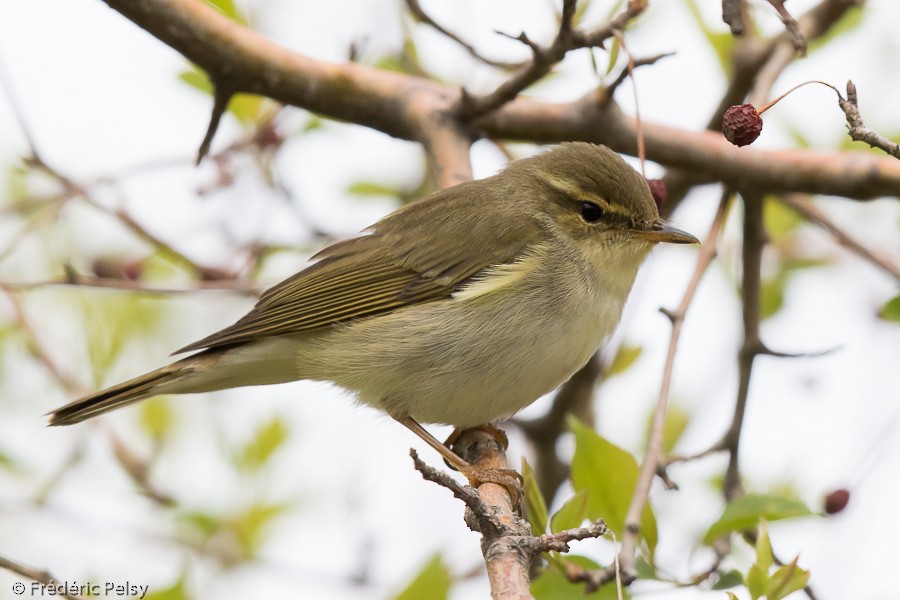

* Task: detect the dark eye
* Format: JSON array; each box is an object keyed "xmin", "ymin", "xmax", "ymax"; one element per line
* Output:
[{"xmin": 579, "ymin": 201, "xmax": 604, "ymax": 223}]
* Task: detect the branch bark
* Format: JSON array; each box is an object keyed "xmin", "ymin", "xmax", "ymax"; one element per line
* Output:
[{"xmin": 99, "ymin": 0, "xmax": 900, "ymax": 199}]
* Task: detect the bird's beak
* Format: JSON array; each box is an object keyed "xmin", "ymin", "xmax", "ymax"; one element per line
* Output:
[{"xmin": 632, "ymin": 222, "xmax": 699, "ymax": 244}]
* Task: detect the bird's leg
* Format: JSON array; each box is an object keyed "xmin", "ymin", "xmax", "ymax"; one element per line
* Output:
[{"xmin": 398, "ymin": 417, "xmax": 523, "ymax": 514}]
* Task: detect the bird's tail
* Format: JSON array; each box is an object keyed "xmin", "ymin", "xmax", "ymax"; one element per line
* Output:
[
  {"xmin": 47, "ymin": 362, "xmax": 189, "ymax": 426},
  {"xmin": 47, "ymin": 338, "xmax": 302, "ymax": 426}
]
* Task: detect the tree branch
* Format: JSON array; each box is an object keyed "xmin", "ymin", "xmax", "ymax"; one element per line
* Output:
[
  {"xmin": 96, "ymin": 0, "xmax": 899, "ymax": 200},
  {"xmin": 619, "ymin": 189, "xmax": 733, "ymax": 575}
]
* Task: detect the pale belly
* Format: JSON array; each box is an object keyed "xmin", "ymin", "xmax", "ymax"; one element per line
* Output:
[{"xmin": 298, "ymin": 271, "xmax": 629, "ymax": 427}]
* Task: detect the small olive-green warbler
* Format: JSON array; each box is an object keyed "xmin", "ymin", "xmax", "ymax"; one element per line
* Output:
[{"xmin": 48, "ymin": 143, "xmax": 696, "ymax": 470}]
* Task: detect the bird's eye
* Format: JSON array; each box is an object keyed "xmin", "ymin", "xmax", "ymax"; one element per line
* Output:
[{"xmin": 579, "ymin": 201, "xmax": 604, "ymax": 223}]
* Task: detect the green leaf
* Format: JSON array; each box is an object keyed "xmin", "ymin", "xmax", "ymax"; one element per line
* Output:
[
  {"xmin": 178, "ymin": 67, "xmax": 213, "ymax": 95},
  {"xmin": 143, "ymin": 571, "xmax": 192, "ymax": 600},
  {"xmin": 347, "ymin": 181, "xmax": 404, "ymax": 198},
  {"xmin": 140, "ymin": 397, "xmax": 174, "ymax": 441},
  {"xmin": 684, "ymin": 0, "xmax": 735, "ymax": 74},
  {"xmin": 568, "ymin": 417, "xmax": 657, "ymax": 553},
  {"xmin": 605, "ymin": 37, "xmax": 620, "ymax": 76},
  {"xmin": 713, "ymin": 569, "xmax": 745, "ymax": 590},
  {"xmin": 745, "ymin": 562, "xmax": 768, "ymax": 600},
  {"xmin": 203, "ymin": 0, "xmax": 247, "ymax": 25},
  {"xmin": 550, "ymin": 489, "xmax": 589, "ymax": 533},
  {"xmin": 764, "ymin": 197, "xmax": 803, "ymax": 240},
  {"xmin": 79, "ymin": 294, "xmax": 167, "ymax": 385},
  {"xmin": 767, "ymin": 556, "xmax": 810, "ymax": 600},
  {"xmin": 522, "ymin": 457, "xmax": 549, "ymax": 535},
  {"xmin": 878, "ymin": 295, "xmax": 900, "ymax": 322},
  {"xmin": 236, "ymin": 416, "xmax": 289, "ymax": 471},
  {"xmin": 754, "ymin": 520, "xmax": 774, "ymax": 572},
  {"xmin": 645, "ymin": 404, "xmax": 690, "ymax": 455},
  {"xmin": 760, "ymin": 273, "xmax": 786, "ymax": 320},
  {"xmin": 393, "ymin": 555, "xmax": 452, "ymax": 600},
  {"xmin": 230, "ymin": 502, "xmax": 290, "ymax": 559},
  {"xmin": 703, "ymin": 494, "xmax": 813, "ymax": 544},
  {"xmin": 533, "ymin": 555, "xmax": 627, "ymax": 600},
  {"xmin": 725, "ymin": 593, "xmax": 740, "ymax": 600},
  {"xmin": 606, "ymin": 345, "xmax": 642, "ymax": 377}
]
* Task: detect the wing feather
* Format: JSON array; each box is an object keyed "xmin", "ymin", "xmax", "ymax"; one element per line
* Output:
[{"xmin": 176, "ymin": 182, "xmax": 545, "ymax": 354}]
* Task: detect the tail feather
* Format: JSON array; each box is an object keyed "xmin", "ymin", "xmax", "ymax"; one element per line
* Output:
[{"xmin": 48, "ymin": 366, "xmax": 183, "ymax": 426}]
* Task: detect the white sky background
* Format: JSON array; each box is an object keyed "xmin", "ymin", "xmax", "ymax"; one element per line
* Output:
[{"xmin": 0, "ymin": 1, "xmax": 899, "ymax": 599}]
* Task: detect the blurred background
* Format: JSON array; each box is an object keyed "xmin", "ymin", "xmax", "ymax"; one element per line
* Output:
[{"xmin": 0, "ymin": 0, "xmax": 898, "ymax": 598}]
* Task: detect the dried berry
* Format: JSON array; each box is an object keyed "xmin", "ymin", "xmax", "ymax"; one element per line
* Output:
[
  {"xmin": 824, "ymin": 488, "xmax": 850, "ymax": 515},
  {"xmin": 646, "ymin": 178, "xmax": 667, "ymax": 210},
  {"xmin": 722, "ymin": 104, "xmax": 763, "ymax": 147}
]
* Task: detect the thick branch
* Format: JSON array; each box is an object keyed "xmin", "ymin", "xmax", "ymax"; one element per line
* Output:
[{"xmin": 99, "ymin": 0, "xmax": 900, "ymax": 200}]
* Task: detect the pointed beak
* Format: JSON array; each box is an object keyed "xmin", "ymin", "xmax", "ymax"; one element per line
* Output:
[{"xmin": 632, "ymin": 222, "xmax": 699, "ymax": 244}]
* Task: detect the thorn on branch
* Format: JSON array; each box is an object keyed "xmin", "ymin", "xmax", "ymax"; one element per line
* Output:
[{"xmin": 197, "ymin": 83, "xmax": 235, "ymax": 165}]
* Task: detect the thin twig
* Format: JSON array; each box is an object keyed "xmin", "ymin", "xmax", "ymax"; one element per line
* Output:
[
  {"xmin": 765, "ymin": 0, "xmax": 808, "ymax": 55},
  {"xmin": 612, "ymin": 30, "xmax": 645, "ymax": 176},
  {"xmin": 619, "ymin": 188, "xmax": 733, "ymax": 575},
  {"xmin": 0, "ymin": 554, "xmax": 84, "ymax": 600},
  {"xmin": 404, "ymin": 0, "xmax": 524, "ymax": 69},
  {"xmin": 0, "ymin": 273, "xmax": 262, "ymax": 296},
  {"xmin": 779, "ymin": 194, "xmax": 900, "ymax": 281},
  {"xmin": 457, "ymin": 0, "xmax": 646, "ymax": 119},
  {"xmin": 724, "ymin": 189, "xmax": 767, "ymax": 501}
]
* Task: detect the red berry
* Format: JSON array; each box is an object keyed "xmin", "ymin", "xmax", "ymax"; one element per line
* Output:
[
  {"xmin": 646, "ymin": 178, "xmax": 667, "ymax": 210},
  {"xmin": 824, "ymin": 488, "xmax": 850, "ymax": 515},
  {"xmin": 722, "ymin": 104, "xmax": 763, "ymax": 147}
]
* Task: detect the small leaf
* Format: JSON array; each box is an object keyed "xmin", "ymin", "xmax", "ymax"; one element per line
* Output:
[
  {"xmin": 231, "ymin": 502, "xmax": 290, "ymax": 559},
  {"xmin": 645, "ymin": 404, "xmax": 690, "ymax": 455},
  {"xmin": 522, "ymin": 457, "xmax": 549, "ymax": 535},
  {"xmin": 760, "ymin": 273, "xmax": 787, "ymax": 320},
  {"xmin": 684, "ymin": 0, "xmax": 735, "ymax": 74},
  {"xmin": 713, "ymin": 569, "xmax": 745, "ymax": 590},
  {"xmin": 550, "ymin": 489, "xmax": 589, "ymax": 533},
  {"xmin": 178, "ymin": 67, "xmax": 213, "ymax": 95},
  {"xmin": 236, "ymin": 416, "xmax": 289, "ymax": 471},
  {"xmin": 393, "ymin": 555, "xmax": 452, "ymax": 600},
  {"xmin": 725, "ymin": 593, "xmax": 740, "ymax": 600},
  {"xmin": 767, "ymin": 556, "xmax": 810, "ymax": 600},
  {"xmin": 764, "ymin": 197, "xmax": 803, "ymax": 240},
  {"xmin": 204, "ymin": 0, "xmax": 248, "ymax": 25},
  {"xmin": 606, "ymin": 345, "xmax": 642, "ymax": 377},
  {"xmin": 605, "ymin": 37, "xmax": 620, "ymax": 76},
  {"xmin": 754, "ymin": 520, "xmax": 774, "ymax": 572},
  {"xmin": 533, "ymin": 555, "xmax": 627, "ymax": 600},
  {"xmin": 703, "ymin": 494, "xmax": 813, "ymax": 544},
  {"xmin": 140, "ymin": 397, "xmax": 174, "ymax": 441},
  {"xmin": 745, "ymin": 563, "xmax": 768, "ymax": 600},
  {"xmin": 347, "ymin": 181, "xmax": 404, "ymax": 198},
  {"xmin": 568, "ymin": 417, "xmax": 657, "ymax": 553},
  {"xmin": 878, "ymin": 295, "xmax": 900, "ymax": 322}
]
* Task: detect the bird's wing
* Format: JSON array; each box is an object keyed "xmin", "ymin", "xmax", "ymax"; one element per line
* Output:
[{"xmin": 175, "ymin": 185, "xmax": 544, "ymax": 354}]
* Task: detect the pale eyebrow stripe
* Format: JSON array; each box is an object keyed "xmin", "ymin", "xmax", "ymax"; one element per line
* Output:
[{"xmin": 535, "ymin": 172, "xmax": 631, "ymax": 218}]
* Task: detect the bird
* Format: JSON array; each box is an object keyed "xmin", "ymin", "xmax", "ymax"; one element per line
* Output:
[{"xmin": 48, "ymin": 142, "xmax": 697, "ymax": 482}]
